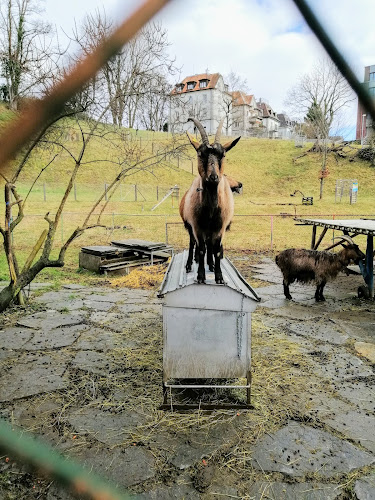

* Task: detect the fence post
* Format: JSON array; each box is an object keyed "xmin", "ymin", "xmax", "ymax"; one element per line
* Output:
[
  {"xmin": 74, "ymin": 183, "xmax": 77, "ymax": 201},
  {"xmin": 43, "ymin": 182, "xmax": 46, "ymax": 201},
  {"xmin": 156, "ymin": 186, "xmax": 159, "ymax": 201},
  {"xmin": 270, "ymin": 216, "xmax": 273, "ymax": 250},
  {"xmin": 134, "ymin": 184, "xmax": 137, "ymax": 202},
  {"xmin": 61, "ymin": 213, "xmax": 64, "ymax": 244}
]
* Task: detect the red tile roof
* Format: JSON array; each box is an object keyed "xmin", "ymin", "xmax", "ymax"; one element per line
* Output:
[
  {"xmin": 232, "ymin": 91, "xmax": 255, "ymax": 106},
  {"xmin": 171, "ymin": 73, "xmax": 221, "ymax": 94}
]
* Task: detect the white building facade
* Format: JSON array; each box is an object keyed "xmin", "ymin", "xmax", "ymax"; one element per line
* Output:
[{"xmin": 169, "ymin": 73, "xmax": 233, "ymax": 135}]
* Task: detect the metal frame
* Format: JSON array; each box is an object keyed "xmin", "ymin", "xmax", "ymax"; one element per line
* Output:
[
  {"xmin": 295, "ymin": 217, "xmax": 375, "ymax": 299},
  {"xmin": 160, "ymin": 371, "xmax": 252, "ymax": 410}
]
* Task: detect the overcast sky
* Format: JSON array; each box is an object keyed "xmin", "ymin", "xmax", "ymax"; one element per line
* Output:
[{"xmin": 43, "ymin": 0, "xmax": 375, "ymax": 138}]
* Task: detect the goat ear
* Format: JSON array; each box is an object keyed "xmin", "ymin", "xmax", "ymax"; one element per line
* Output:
[
  {"xmin": 223, "ymin": 136, "xmax": 241, "ymax": 153},
  {"xmin": 186, "ymin": 131, "xmax": 200, "ymax": 150}
]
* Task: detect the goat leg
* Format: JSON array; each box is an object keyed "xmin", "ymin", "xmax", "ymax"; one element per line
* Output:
[
  {"xmin": 213, "ymin": 239, "xmax": 224, "ymax": 284},
  {"xmin": 186, "ymin": 232, "xmax": 195, "ymax": 273},
  {"xmin": 283, "ymin": 280, "xmax": 292, "ymax": 300},
  {"xmin": 207, "ymin": 240, "xmax": 214, "ymax": 272},
  {"xmin": 197, "ymin": 237, "xmax": 206, "ymax": 283},
  {"xmin": 315, "ymin": 280, "xmax": 326, "ymax": 301}
]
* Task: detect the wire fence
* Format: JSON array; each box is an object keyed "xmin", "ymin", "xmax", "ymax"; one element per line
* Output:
[{"xmin": 9, "ymin": 212, "xmax": 375, "ymax": 256}]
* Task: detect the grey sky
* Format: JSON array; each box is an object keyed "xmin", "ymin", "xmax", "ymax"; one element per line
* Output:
[{"xmin": 43, "ymin": 0, "xmax": 375, "ymax": 137}]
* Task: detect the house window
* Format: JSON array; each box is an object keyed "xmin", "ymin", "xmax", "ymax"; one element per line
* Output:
[
  {"xmin": 369, "ymin": 72, "xmax": 375, "ymax": 81},
  {"xmin": 175, "ymin": 84, "xmax": 184, "ymax": 92},
  {"xmin": 187, "ymin": 81, "xmax": 196, "ymax": 90},
  {"xmin": 369, "ymin": 87, "xmax": 375, "ymax": 96},
  {"xmin": 224, "ymin": 84, "xmax": 229, "ymax": 92},
  {"xmin": 199, "ymin": 80, "xmax": 208, "ymax": 88}
]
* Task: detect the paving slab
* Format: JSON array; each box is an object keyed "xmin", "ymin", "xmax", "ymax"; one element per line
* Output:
[
  {"xmin": 137, "ymin": 484, "xmax": 200, "ymax": 499},
  {"xmin": 248, "ymin": 481, "xmax": 342, "ymax": 500},
  {"xmin": 309, "ymin": 349, "xmax": 374, "ymax": 382},
  {"xmin": 70, "ymin": 328, "xmax": 117, "ymax": 352},
  {"xmin": 74, "ymin": 446, "xmax": 155, "ymax": 488},
  {"xmin": 332, "ymin": 378, "xmax": 375, "ymax": 413},
  {"xmin": 354, "ymin": 473, "xmax": 375, "ymax": 500},
  {"xmin": 23, "ymin": 324, "xmax": 87, "ymax": 350},
  {"xmin": 67, "ymin": 407, "xmax": 147, "ymax": 446},
  {"xmin": 0, "ymin": 354, "xmax": 68, "ymax": 401},
  {"xmin": 17, "ymin": 311, "xmax": 85, "ymax": 330},
  {"xmin": 308, "ymin": 396, "xmax": 375, "ymax": 453},
  {"xmin": 149, "ymin": 417, "xmax": 241, "ymax": 470},
  {"xmin": 83, "ymin": 299, "xmax": 115, "ymax": 311},
  {"xmin": 250, "ymin": 421, "xmax": 374, "ymax": 478},
  {"xmin": 286, "ymin": 320, "xmax": 349, "ymax": 345},
  {"xmin": 355, "ymin": 341, "xmax": 375, "ymax": 363},
  {"xmin": 268, "ymin": 304, "xmax": 323, "ymax": 321},
  {"xmin": 71, "ymin": 350, "xmax": 118, "ymax": 374},
  {"xmin": 0, "ymin": 327, "xmax": 34, "ymax": 349}
]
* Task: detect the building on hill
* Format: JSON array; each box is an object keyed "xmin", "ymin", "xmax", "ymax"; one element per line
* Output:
[
  {"xmin": 169, "ymin": 73, "xmax": 233, "ymax": 135},
  {"xmin": 169, "ymin": 72, "xmax": 284, "ymax": 139},
  {"xmin": 231, "ymin": 91, "xmax": 263, "ymax": 137},
  {"xmin": 356, "ymin": 64, "xmax": 375, "ymax": 143},
  {"xmin": 277, "ymin": 113, "xmax": 297, "ymax": 139},
  {"xmin": 257, "ymin": 99, "xmax": 280, "ymax": 138}
]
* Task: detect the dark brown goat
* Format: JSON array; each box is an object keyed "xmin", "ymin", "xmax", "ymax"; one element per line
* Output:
[
  {"xmin": 180, "ymin": 117, "xmax": 240, "ymax": 283},
  {"xmin": 275, "ymin": 236, "xmax": 365, "ymax": 301}
]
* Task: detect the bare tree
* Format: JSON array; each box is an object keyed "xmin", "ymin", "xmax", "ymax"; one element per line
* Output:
[
  {"xmin": 72, "ymin": 9, "xmax": 176, "ymax": 128},
  {"xmin": 0, "ymin": 95, "xmax": 186, "ymax": 311},
  {"xmin": 0, "ymin": 0, "xmax": 60, "ymax": 110},
  {"xmin": 138, "ymin": 71, "xmax": 171, "ymax": 131},
  {"xmin": 285, "ymin": 59, "xmax": 355, "ymax": 198},
  {"xmin": 221, "ymin": 71, "xmax": 250, "ymax": 135}
]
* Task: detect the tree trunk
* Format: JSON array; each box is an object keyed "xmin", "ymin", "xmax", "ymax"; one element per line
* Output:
[{"xmin": 0, "ymin": 283, "xmax": 18, "ymax": 312}]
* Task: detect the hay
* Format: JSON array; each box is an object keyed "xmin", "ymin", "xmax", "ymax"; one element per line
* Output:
[{"xmin": 109, "ymin": 263, "xmax": 168, "ymax": 290}]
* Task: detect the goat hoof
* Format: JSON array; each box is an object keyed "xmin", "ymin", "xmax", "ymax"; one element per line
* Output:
[
  {"xmin": 186, "ymin": 265, "xmax": 192, "ymax": 273},
  {"xmin": 285, "ymin": 295, "xmax": 292, "ymax": 300},
  {"xmin": 209, "ymin": 265, "xmax": 215, "ymax": 272}
]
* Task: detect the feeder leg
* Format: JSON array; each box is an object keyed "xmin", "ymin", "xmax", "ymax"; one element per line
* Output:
[
  {"xmin": 162, "ymin": 382, "xmax": 168, "ymax": 405},
  {"xmin": 366, "ymin": 235, "xmax": 374, "ymax": 299},
  {"xmin": 246, "ymin": 371, "xmax": 252, "ymax": 406}
]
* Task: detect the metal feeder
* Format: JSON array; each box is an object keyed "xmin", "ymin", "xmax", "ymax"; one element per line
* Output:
[{"xmin": 158, "ymin": 251, "xmax": 260, "ymax": 410}]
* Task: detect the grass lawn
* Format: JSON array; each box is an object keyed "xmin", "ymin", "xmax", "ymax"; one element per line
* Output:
[{"xmin": 0, "ymin": 111, "xmax": 374, "ymax": 285}]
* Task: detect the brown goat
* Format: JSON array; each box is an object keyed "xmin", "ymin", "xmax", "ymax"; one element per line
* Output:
[
  {"xmin": 180, "ymin": 175, "xmax": 242, "ymax": 268},
  {"xmin": 180, "ymin": 117, "xmax": 240, "ymax": 283},
  {"xmin": 275, "ymin": 236, "xmax": 365, "ymax": 301}
]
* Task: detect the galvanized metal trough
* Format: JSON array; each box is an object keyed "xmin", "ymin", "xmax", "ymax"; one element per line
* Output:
[{"xmin": 158, "ymin": 251, "xmax": 261, "ymax": 410}]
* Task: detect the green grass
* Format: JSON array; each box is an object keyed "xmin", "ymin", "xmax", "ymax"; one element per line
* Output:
[{"xmin": 0, "ymin": 107, "xmax": 374, "ymax": 284}]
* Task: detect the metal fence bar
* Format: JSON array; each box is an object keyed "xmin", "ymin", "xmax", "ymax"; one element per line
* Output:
[
  {"xmin": 0, "ymin": 418, "xmax": 131, "ymax": 500},
  {"xmin": 292, "ymin": 0, "xmax": 375, "ymax": 123}
]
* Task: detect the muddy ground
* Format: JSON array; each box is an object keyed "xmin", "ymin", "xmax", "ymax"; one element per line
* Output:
[{"xmin": 0, "ymin": 251, "xmax": 374, "ymax": 500}]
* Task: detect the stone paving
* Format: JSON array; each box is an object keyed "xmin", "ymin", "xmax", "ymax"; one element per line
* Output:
[{"xmin": 0, "ymin": 257, "xmax": 373, "ymax": 499}]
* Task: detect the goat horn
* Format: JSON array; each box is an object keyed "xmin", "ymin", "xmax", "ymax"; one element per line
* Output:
[
  {"xmin": 187, "ymin": 117, "xmax": 209, "ymax": 145},
  {"xmin": 333, "ymin": 235, "xmax": 355, "ymax": 245},
  {"xmin": 214, "ymin": 117, "xmax": 225, "ymax": 144}
]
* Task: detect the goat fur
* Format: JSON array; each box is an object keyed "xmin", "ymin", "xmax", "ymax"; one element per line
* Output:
[{"xmin": 275, "ymin": 243, "xmax": 365, "ymax": 301}]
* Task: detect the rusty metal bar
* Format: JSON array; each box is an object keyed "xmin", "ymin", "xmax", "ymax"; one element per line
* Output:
[{"xmin": 292, "ymin": 0, "xmax": 375, "ymax": 123}]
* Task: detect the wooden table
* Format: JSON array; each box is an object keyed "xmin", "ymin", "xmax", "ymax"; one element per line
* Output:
[{"xmin": 294, "ymin": 218, "xmax": 375, "ymax": 299}]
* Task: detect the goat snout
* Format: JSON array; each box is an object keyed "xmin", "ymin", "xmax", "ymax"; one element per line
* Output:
[{"xmin": 208, "ymin": 172, "xmax": 219, "ymax": 183}]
